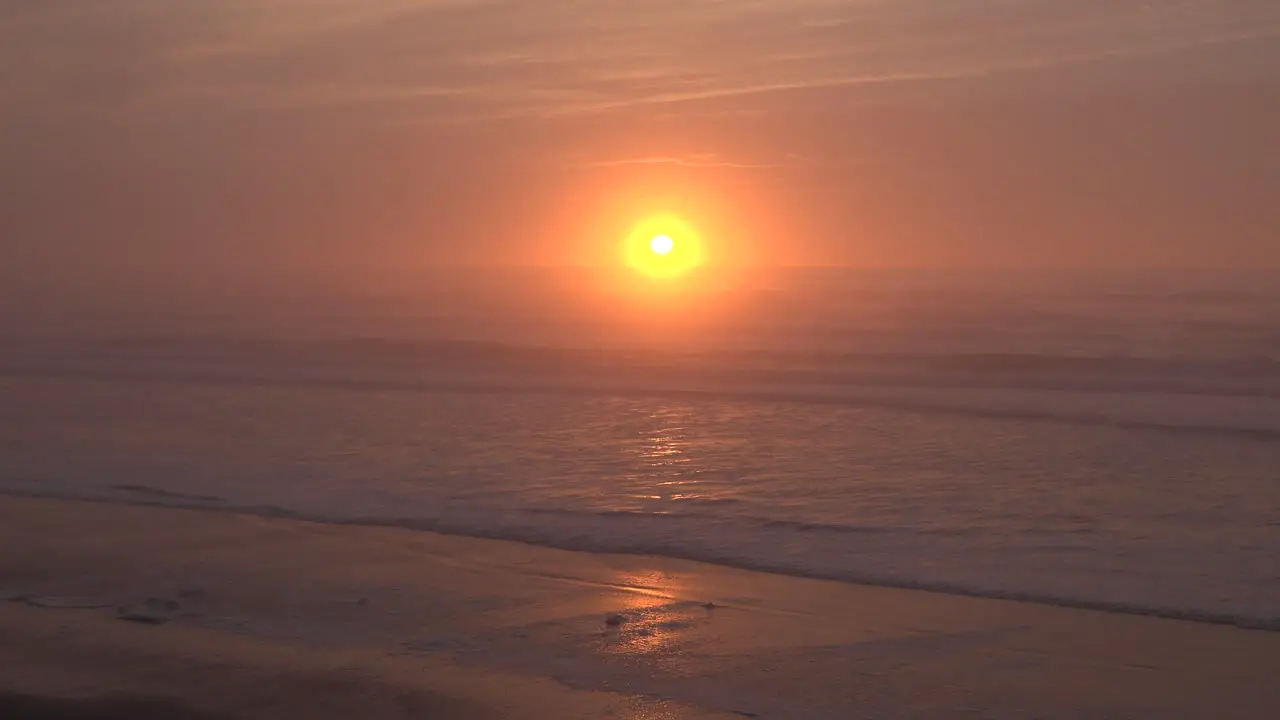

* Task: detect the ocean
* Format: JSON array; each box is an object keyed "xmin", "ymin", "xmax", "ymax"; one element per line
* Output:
[{"xmin": 3, "ymin": 269, "xmax": 1279, "ymax": 628}]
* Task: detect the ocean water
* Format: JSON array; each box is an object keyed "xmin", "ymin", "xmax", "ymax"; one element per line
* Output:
[{"xmin": 2, "ymin": 269, "xmax": 1279, "ymax": 627}]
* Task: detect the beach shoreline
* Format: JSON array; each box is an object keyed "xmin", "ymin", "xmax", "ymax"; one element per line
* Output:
[
  {"xmin": 5, "ymin": 486, "xmax": 1278, "ymax": 634},
  {"xmin": 3, "ymin": 495, "xmax": 1279, "ymax": 718}
]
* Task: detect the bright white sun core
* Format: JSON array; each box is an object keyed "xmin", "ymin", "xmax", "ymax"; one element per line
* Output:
[{"xmin": 650, "ymin": 235, "xmax": 675, "ymax": 255}]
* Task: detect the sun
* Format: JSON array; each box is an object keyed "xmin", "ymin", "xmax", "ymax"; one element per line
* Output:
[
  {"xmin": 623, "ymin": 216, "xmax": 703, "ymax": 279},
  {"xmin": 650, "ymin": 235, "xmax": 675, "ymax": 255}
]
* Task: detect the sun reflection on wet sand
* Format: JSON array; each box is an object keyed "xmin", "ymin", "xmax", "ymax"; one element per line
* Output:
[{"xmin": 600, "ymin": 569, "xmax": 713, "ymax": 662}]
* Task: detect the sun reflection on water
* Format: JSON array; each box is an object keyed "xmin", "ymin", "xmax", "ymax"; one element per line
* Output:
[{"xmin": 624, "ymin": 405, "xmax": 706, "ymax": 508}]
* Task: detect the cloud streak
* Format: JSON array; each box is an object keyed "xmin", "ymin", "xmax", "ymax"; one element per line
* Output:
[
  {"xmin": 7, "ymin": 0, "xmax": 1277, "ymax": 122},
  {"xmin": 578, "ymin": 155, "xmax": 783, "ymax": 170},
  {"xmin": 1, "ymin": 0, "xmax": 1277, "ymax": 276}
]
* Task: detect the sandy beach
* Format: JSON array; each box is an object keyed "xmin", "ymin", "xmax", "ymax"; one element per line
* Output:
[{"xmin": 2, "ymin": 495, "xmax": 1278, "ymax": 719}]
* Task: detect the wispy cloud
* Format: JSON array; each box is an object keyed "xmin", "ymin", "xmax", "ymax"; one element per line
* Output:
[
  {"xmin": 577, "ymin": 154, "xmax": 783, "ymax": 170},
  {"xmin": 5, "ymin": 0, "xmax": 1277, "ymax": 122},
  {"xmin": 1, "ymin": 0, "xmax": 1278, "ymax": 272}
]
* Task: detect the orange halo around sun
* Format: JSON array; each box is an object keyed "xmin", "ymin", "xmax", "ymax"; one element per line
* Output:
[{"xmin": 623, "ymin": 215, "xmax": 704, "ymax": 279}]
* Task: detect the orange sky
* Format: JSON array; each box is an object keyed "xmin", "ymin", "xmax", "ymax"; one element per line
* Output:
[{"xmin": 1, "ymin": 0, "xmax": 1278, "ymax": 301}]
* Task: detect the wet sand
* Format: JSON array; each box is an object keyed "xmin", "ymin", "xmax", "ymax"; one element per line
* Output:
[
  {"xmin": 2, "ymin": 495, "xmax": 1279, "ymax": 718},
  {"xmin": 0, "ymin": 693, "xmax": 223, "ymax": 720},
  {"xmin": 0, "ymin": 601, "xmax": 675, "ymax": 720}
]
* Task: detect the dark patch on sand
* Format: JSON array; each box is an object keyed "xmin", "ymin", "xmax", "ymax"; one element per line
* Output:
[
  {"xmin": 111, "ymin": 485, "xmax": 225, "ymax": 503},
  {"xmin": 0, "ymin": 693, "xmax": 226, "ymax": 720}
]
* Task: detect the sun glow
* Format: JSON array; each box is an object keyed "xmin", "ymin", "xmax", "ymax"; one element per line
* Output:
[{"xmin": 623, "ymin": 216, "xmax": 704, "ymax": 279}]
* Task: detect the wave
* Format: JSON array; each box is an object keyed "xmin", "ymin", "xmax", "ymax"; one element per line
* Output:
[
  {"xmin": 6, "ymin": 488, "xmax": 1278, "ymax": 633},
  {"xmin": 527, "ymin": 507, "xmax": 954, "ymax": 536},
  {"xmin": 11, "ymin": 334, "xmax": 1280, "ymax": 371},
  {"xmin": 6, "ymin": 362, "xmax": 1280, "ymax": 441},
  {"xmin": 111, "ymin": 484, "xmax": 225, "ymax": 503}
]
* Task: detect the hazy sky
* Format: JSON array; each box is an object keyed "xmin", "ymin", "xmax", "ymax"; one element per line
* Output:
[{"xmin": 2, "ymin": 0, "xmax": 1278, "ymax": 298}]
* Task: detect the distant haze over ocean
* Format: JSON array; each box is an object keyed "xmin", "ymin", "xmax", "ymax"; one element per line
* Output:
[{"xmin": 4, "ymin": 268, "xmax": 1280, "ymax": 629}]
